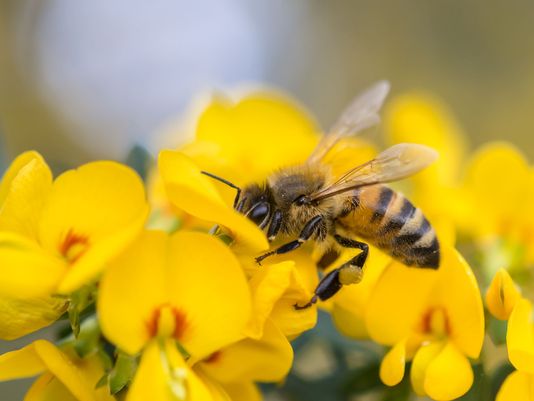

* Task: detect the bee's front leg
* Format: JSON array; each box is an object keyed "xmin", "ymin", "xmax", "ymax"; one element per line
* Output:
[
  {"xmin": 255, "ymin": 215, "xmax": 323, "ymax": 265},
  {"xmin": 294, "ymin": 234, "xmax": 369, "ymax": 310}
]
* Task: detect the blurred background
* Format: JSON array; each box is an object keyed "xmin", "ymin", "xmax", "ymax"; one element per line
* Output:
[{"xmin": 1, "ymin": 0, "xmax": 533, "ymax": 399}]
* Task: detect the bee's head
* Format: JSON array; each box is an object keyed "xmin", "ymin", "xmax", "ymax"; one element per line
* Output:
[
  {"xmin": 200, "ymin": 171, "xmax": 275, "ymax": 230},
  {"xmin": 239, "ymin": 183, "xmax": 273, "ymax": 229}
]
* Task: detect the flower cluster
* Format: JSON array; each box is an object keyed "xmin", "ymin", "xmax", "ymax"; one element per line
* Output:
[{"xmin": 0, "ymin": 88, "xmax": 532, "ymax": 401}]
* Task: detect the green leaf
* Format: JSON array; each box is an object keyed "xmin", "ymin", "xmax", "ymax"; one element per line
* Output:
[
  {"xmin": 95, "ymin": 373, "xmax": 108, "ymax": 389},
  {"xmin": 109, "ymin": 351, "xmax": 138, "ymax": 394},
  {"xmin": 68, "ymin": 285, "xmax": 95, "ymax": 337},
  {"xmin": 73, "ymin": 316, "xmax": 101, "ymax": 358},
  {"xmin": 124, "ymin": 145, "xmax": 153, "ymax": 182}
]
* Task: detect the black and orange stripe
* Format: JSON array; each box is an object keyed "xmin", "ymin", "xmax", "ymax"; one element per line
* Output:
[{"xmin": 337, "ymin": 185, "xmax": 440, "ymax": 268}]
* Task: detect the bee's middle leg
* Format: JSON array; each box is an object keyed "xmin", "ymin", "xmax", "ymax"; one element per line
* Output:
[{"xmin": 294, "ymin": 234, "xmax": 369, "ymax": 310}]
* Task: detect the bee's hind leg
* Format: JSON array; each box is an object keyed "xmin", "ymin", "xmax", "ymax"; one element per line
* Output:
[{"xmin": 293, "ymin": 235, "xmax": 369, "ymax": 310}]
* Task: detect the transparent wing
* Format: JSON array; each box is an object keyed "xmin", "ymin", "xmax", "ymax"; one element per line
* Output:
[
  {"xmin": 307, "ymin": 80, "xmax": 390, "ymax": 164},
  {"xmin": 310, "ymin": 143, "xmax": 438, "ymax": 201}
]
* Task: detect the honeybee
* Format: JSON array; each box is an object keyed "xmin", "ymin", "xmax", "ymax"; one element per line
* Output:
[{"xmin": 203, "ymin": 81, "xmax": 440, "ymax": 309}]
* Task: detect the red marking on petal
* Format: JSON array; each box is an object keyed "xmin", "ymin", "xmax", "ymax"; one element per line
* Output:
[
  {"xmin": 145, "ymin": 305, "xmax": 188, "ymax": 340},
  {"xmin": 172, "ymin": 307, "xmax": 187, "ymax": 339},
  {"xmin": 59, "ymin": 229, "xmax": 89, "ymax": 263},
  {"xmin": 204, "ymin": 351, "xmax": 222, "ymax": 364}
]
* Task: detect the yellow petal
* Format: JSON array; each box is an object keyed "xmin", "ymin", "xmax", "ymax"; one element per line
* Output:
[
  {"xmin": 507, "ymin": 298, "xmax": 534, "ymax": 374},
  {"xmin": 127, "ymin": 340, "xmax": 212, "ymax": 401},
  {"xmin": 166, "ymin": 231, "xmax": 252, "ymax": 361},
  {"xmin": 0, "ymin": 151, "xmax": 52, "ymax": 240},
  {"xmin": 57, "ymin": 210, "xmax": 147, "ymax": 294},
  {"xmin": 201, "ymin": 319, "xmax": 293, "ymax": 383},
  {"xmin": 486, "ymin": 268, "xmax": 521, "ymax": 320},
  {"xmin": 24, "ymin": 373, "xmax": 78, "ymax": 401},
  {"xmin": 221, "ymin": 382, "xmax": 262, "ymax": 401},
  {"xmin": 496, "ymin": 370, "xmax": 534, "ymax": 401},
  {"xmin": 0, "ymin": 232, "xmax": 66, "ymax": 298},
  {"xmin": 195, "ymin": 91, "xmax": 319, "ymax": 182},
  {"xmin": 365, "ymin": 259, "xmax": 438, "ymax": 346},
  {"xmin": 410, "ymin": 341, "xmax": 445, "ymax": 396},
  {"xmin": 38, "ymin": 161, "xmax": 148, "ymax": 293},
  {"xmin": 246, "ymin": 260, "xmax": 316, "ymax": 339},
  {"xmin": 24, "ymin": 352, "xmax": 115, "ymax": 401},
  {"xmin": 98, "ymin": 230, "xmax": 168, "ymax": 355},
  {"xmin": 32, "ymin": 341, "xmax": 97, "ymax": 401},
  {"xmin": 430, "ymin": 246, "xmax": 485, "ymax": 359},
  {"xmin": 0, "ymin": 340, "xmax": 98, "ymax": 401},
  {"xmin": 332, "ymin": 245, "xmax": 390, "ymax": 340},
  {"xmin": 0, "ymin": 295, "xmax": 67, "ymax": 340},
  {"xmin": 380, "ymin": 340, "xmax": 406, "ymax": 387},
  {"xmin": 158, "ymin": 150, "xmax": 268, "ymax": 253},
  {"xmin": 424, "ymin": 342, "xmax": 474, "ymax": 401},
  {"xmin": 0, "ymin": 342, "xmax": 46, "ymax": 380}
]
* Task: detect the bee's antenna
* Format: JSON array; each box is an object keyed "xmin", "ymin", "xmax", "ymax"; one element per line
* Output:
[{"xmin": 201, "ymin": 171, "xmax": 241, "ymax": 209}]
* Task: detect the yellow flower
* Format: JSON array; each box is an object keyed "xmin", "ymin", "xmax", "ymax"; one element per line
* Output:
[
  {"xmin": 0, "ymin": 339, "xmax": 114, "ymax": 401},
  {"xmin": 0, "ymin": 151, "xmax": 147, "ymax": 339},
  {"xmin": 365, "ymin": 245, "xmax": 484, "ymax": 400},
  {"xmin": 460, "ymin": 143, "xmax": 534, "ymax": 267},
  {"xmin": 168, "ymin": 91, "xmax": 319, "ymax": 185},
  {"xmin": 485, "ymin": 268, "xmax": 521, "ymax": 320},
  {"xmin": 98, "ymin": 229, "xmax": 253, "ymax": 400},
  {"xmin": 506, "ymin": 298, "xmax": 534, "ymax": 375},
  {"xmin": 0, "ymin": 151, "xmax": 148, "ymax": 297},
  {"xmin": 150, "ymin": 90, "xmax": 320, "ymax": 223},
  {"xmin": 496, "ymin": 370, "xmax": 534, "ymax": 401},
  {"xmin": 496, "ymin": 298, "xmax": 534, "ymax": 400}
]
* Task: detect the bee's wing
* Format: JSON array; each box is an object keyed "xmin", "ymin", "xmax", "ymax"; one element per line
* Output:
[
  {"xmin": 310, "ymin": 143, "xmax": 438, "ymax": 201},
  {"xmin": 307, "ymin": 81, "xmax": 390, "ymax": 165}
]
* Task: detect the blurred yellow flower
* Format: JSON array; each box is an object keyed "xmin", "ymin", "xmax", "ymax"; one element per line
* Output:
[
  {"xmin": 150, "ymin": 91, "xmax": 320, "ymax": 223},
  {"xmin": 98, "ymin": 229, "xmax": 254, "ymax": 400},
  {"xmin": 365, "ymin": 245, "xmax": 484, "ymax": 400},
  {"xmin": 496, "ymin": 298, "xmax": 534, "ymax": 400},
  {"xmin": 0, "ymin": 339, "xmax": 114, "ymax": 401},
  {"xmin": 485, "ymin": 268, "xmax": 521, "ymax": 320},
  {"xmin": 176, "ymin": 91, "xmax": 319, "ymax": 186},
  {"xmin": 460, "ymin": 143, "xmax": 534, "ymax": 268},
  {"xmin": 0, "ymin": 151, "xmax": 147, "ymax": 338},
  {"xmin": 496, "ymin": 370, "xmax": 534, "ymax": 401}
]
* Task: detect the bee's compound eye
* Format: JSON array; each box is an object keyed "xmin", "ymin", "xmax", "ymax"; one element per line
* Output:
[{"xmin": 247, "ymin": 203, "xmax": 270, "ymax": 228}]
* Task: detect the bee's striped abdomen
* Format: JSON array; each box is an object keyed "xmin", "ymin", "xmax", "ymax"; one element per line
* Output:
[{"xmin": 337, "ymin": 185, "xmax": 440, "ymax": 268}]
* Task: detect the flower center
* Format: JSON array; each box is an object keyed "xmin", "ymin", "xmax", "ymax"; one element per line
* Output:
[
  {"xmin": 59, "ymin": 229, "xmax": 89, "ymax": 263},
  {"xmin": 146, "ymin": 305, "xmax": 187, "ymax": 340},
  {"xmin": 420, "ymin": 307, "xmax": 450, "ymax": 338}
]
